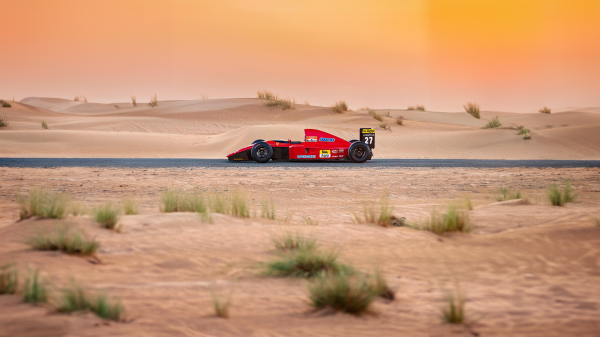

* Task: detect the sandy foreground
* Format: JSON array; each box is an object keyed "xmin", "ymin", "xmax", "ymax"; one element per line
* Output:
[
  {"xmin": 0, "ymin": 166, "xmax": 599, "ymax": 336},
  {"xmin": 0, "ymin": 97, "xmax": 599, "ymax": 159}
]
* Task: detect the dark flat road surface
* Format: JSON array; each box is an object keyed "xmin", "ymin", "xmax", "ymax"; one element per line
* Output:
[{"xmin": 1, "ymin": 158, "xmax": 599, "ymax": 169}]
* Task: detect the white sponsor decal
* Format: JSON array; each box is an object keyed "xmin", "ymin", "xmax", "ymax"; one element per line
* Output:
[{"xmin": 298, "ymin": 155, "xmax": 316, "ymax": 159}]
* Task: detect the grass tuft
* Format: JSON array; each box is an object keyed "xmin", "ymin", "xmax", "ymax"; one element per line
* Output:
[
  {"xmin": 23, "ymin": 269, "xmax": 49, "ymax": 304},
  {"xmin": 307, "ymin": 272, "xmax": 375, "ymax": 314},
  {"xmin": 522, "ymin": 132, "xmax": 532, "ymax": 140},
  {"xmin": 258, "ymin": 90, "xmax": 295, "ymax": 110},
  {"xmin": 41, "ymin": 120, "xmax": 48, "ymax": 129},
  {"xmin": 407, "ymin": 106, "xmax": 415, "ymax": 110},
  {"xmin": 74, "ymin": 95, "xmax": 80, "ymax": 101},
  {"xmin": 396, "ymin": 116, "xmax": 404, "ymax": 125},
  {"xmin": 545, "ymin": 124, "xmax": 553, "ymax": 129},
  {"xmin": 148, "ymin": 94, "xmax": 158, "ymax": 107},
  {"xmin": 415, "ymin": 104, "xmax": 426, "ymax": 111},
  {"xmin": 547, "ymin": 180, "xmax": 576, "ymax": 206},
  {"xmin": 261, "ymin": 200, "xmax": 276, "ymax": 220},
  {"xmin": 539, "ymin": 106, "xmax": 551, "ymax": 114},
  {"xmin": 496, "ymin": 188, "xmax": 522, "ymax": 202},
  {"xmin": 131, "ymin": 95, "xmax": 137, "ymax": 107},
  {"xmin": 331, "ymin": 101, "xmax": 349, "ymax": 113},
  {"xmin": 211, "ymin": 292, "xmax": 230, "ymax": 318},
  {"xmin": 28, "ymin": 226, "xmax": 99, "ymax": 255},
  {"xmin": 93, "ymin": 202, "xmax": 121, "ymax": 231},
  {"xmin": 443, "ymin": 285, "xmax": 466, "ymax": 324},
  {"xmin": 17, "ymin": 188, "xmax": 69, "ymax": 220},
  {"xmin": 231, "ymin": 192, "xmax": 250, "ymax": 218},
  {"xmin": 265, "ymin": 248, "xmax": 349, "ymax": 278},
  {"xmin": 0, "ymin": 99, "xmax": 11, "ymax": 108},
  {"xmin": 483, "ymin": 116, "xmax": 501, "ymax": 129},
  {"xmin": 0, "ymin": 115, "xmax": 9, "ymax": 127},
  {"xmin": 122, "ymin": 197, "xmax": 139, "ymax": 215},
  {"xmin": 353, "ymin": 195, "xmax": 403, "ymax": 227},
  {"xmin": 371, "ymin": 271, "xmax": 395, "ymax": 300},
  {"xmin": 257, "ymin": 90, "xmax": 277, "ymax": 100},
  {"xmin": 0, "ymin": 262, "xmax": 18, "ymax": 295},
  {"xmin": 595, "ymin": 218, "xmax": 600, "ymax": 227},
  {"xmin": 463, "ymin": 102, "xmax": 480, "ymax": 119},
  {"xmin": 379, "ymin": 122, "xmax": 391, "ymax": 131},
  {"xmin": 518, "ymin": 127, "xmax": 530, "ymax": 135},
  {"xmin": 58, "ymin": 285, "xmax": 124, "ymax": 321},
  {"xmin": 161, "ymin": 190, "xmax": 207, "ymax": 213},
  {"xmin": 417, "ymin": 203, "xmax": 471, "ymax": 234},
  {"xmin": 272, "ymin": 233, "xmax": 317, "ymax": 251}
]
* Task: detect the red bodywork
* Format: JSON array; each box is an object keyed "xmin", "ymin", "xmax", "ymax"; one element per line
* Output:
[{"xmin": 227, "ymin": 129, "xmax": 353, "ymax": 161}]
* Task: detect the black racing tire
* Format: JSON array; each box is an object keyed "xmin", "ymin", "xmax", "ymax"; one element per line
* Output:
[
  {"xmin": 251, "ymin": 142, "xmax": 273, "ymax": 163},
  {"xmin": 348, "ymin": 139, "xmax": 358, "ymax": 143},
  {"xmin": 252, "ymin": 139, "xmax": 265, "ymax": 144},
  {"xmin": 349, "ymin": 142, "xmax": 371, "ymax": 163}
]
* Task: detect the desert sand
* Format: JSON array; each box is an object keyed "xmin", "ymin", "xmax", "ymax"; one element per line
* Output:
[
  {"xmin": 1, "ymin": 98, "xmax": 600, "ymax": 336},
  {"xmin": 0, "ymin": 97, "xmax": 599, "ymax": 159}
]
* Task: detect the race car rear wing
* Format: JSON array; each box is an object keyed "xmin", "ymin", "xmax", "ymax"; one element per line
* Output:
[{"xmin": 360, "ymin": 128, "xmax": 375, "ymax": 149}]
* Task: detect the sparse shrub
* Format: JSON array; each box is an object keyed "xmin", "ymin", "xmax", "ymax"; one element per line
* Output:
[
  {"xmin": 122, "ymin": 197, "xmax": 139, "ymax": 215},
  {"xmin": 257, "ymin": 90, "xmax": 277, "ymax": 100},
  {"xmin": 353, "ymin": 195, "xmax": 403, "ymax": 227},
  {"xmin": 417, "ymin": 203, "xmax": 471, "ymax": 234},
  {"xmin": 483, "ymin": 116, "xmax": 501, "ymax": 129},
  {"xmin": 148, "ymin": 94, "xmax": 158, "ymax": 107},
  {"xmin": 539, "ymin": 106, "xmax": 551, "ymax": 114},
  {"xmin": 265, "ymin": 248, "xmax": 349, "ymax": 278},
  {"xmin": 0, "ymin": 262, "xmax": 18, "ymax": 295},
  {"xmin": 369, "ymin": 110, "xmax": 383, "ymax": 121},
  {"xmin": 463, "ymin": 102, "xmax": 480, "ymax": 119},
  {"xmin": 231, "ymin": 192, "xmax": 250, "ymax": 218},
  {"xmin": 396, "ymin": 116, "xmax": 404, "ymax": 125},
  {"xmin": 307, "ymin": 272, "xmax": 375, "ymax": 314},
  {"xmin": 261, "ymin": 200, "xmax": 276, "ymax": 220},
  {"xmin": 211, "ymin": 292, "xmax": 230, "ymax": 318},
  {"xmin": 131, "ymin": 95, "xmax": 137, "ymax": 107},
  {"xmin": 28, "ymin": 226, "xmax": 99, "ymax": 255},
  {"xmin": 407, "ymin": 106, "xmax": 415, "ymax": 110},
  {"xmin": 379, "ymin": 122, "xmax": 391, "ymax": 131},
  {"xmin": 547, "ymin": 180, "xmax": 576, "ymax": 206},
  {"xmin": 93, "ymin": 202, "xmax": 120, "ymax": 231},
  {"xmin": 523, "ymin": 132, "xmax": 532, "ymax": 140},
  {"xmin": 416, "ymin": 104, "xmax": 426, "ymax": 111},
  {"xmin": 17, "ymin": 188, "xmax": 69, "ymax": 219},
  {"xmin": 443, "ymin": 285, "xmax": 465, "ymax": 324},
  {"xmin": 272, "ymin": 233, "xmax": 317, "ymax": 251},
  {"xmin": 74, "ymin": 95, "xmax": 80, "ymax": 101},
  {"xmin": 518, "ymin": 128, "xmax": 530, "ymax": 135},
  {"xmin": 23, "ymin": 269, "xmax": 49, "ymax": 304},
  {"xmin": 0, "ymin": 115, "xmax": 8, "ymax": 127},
  {"xmin": 58, "ymin": 285, "xmax": 124, "ymax": 321},
  {"xmin": 496, "ymin": 188, "xmax": 522, "ymax": 202},
  {"xmin": 70, "ymin": 202, "xmax": 86, "ymax": 216},
  {"xmin": 545, "ymin": 124, "xmax": 553, "ymax": 129},
  {"xmin": 0, "ymin": 99, "xmax": 11, "ymax": 108},
  {"xmin": 331, "ymin": 101, "xmax": 349, "ymax": 113},
  {"xmin": 260, "ymin": 90, "xmax": 294, "ymax": 110},
  {"xmin": 41, "ymin": 121, "xmax": 48, "ymax": 129},
  {"xmin": 161, "ymin": 190, "xmax": 207, "ymax": 213}
]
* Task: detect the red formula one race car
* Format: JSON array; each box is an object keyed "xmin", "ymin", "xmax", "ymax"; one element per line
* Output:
[{"xmin": 227, "ymin": 128, "xmax": 375, "ymax": 163}]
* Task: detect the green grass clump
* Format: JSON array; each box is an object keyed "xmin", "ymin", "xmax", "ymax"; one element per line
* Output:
[
  {"xmin": 331, "ymin": 101, "xmax": 349, "ymax": 113},
  {"xmin": 265, "ymin": 248, "xmax": 349, "ymax": 278},
  {"xmin": 0, "ymin": 115, "xmax": 8, "ymax": 127},
  {"xmin": 518, "ymin": 127, "xmax": 530, "ymax": 135},
  {"xmin": 522, "ymin": 131, "xmax": 532, "ymax": 140},
  {"xmin": 539, "ymin": 106, "xmax": 551, "ymax": 114},
  {"xmin": 443, "ymin": 286, "xmax": 466, "ymax": 324},
  {"xmin": 211, "ymin": 292, "xmax": 231, "ymax": 318},
  {"xmin": 122, "ymin": 197, "xmax": 139, "ymax": 215},
  {"xmin": 28, "ymin": 226, "xmax": 99, "ymax": 255},
  {"xmin": 272, "ymin": 233, "xmax": 317, "ymax": 251},
  {"xmin": 463, "ymin": 102, "xmax": 480, "ymax": 119},
  {"xmin": 370, "ymin": 271, "xmax": 395, "ymax": 300},
  {"xmin": 547, "ymin": 180, "xmax": 576, "ymax": 206},
  {"xmin": 415, "ymin": 104, "xmax": 426, "ymax": 111},
  {"xmin": 58, "ymin": 286, "xmax": 124, "ymax": 321},
  {"xmin": 41, "ymin": 120, "xmax": 48, "ymax": 129},
  {"xmin": 148, "ymin": 94, "xmax": 158, "ymax": 107},
  {"xmin": 261, "ymin": 200, "xmax": 276, "ymax": 220},
  {"xmin": 23, "ymin": 269, "xmax": 49, "ymax": 304},
  {"xmin": 0, "ymin": 99, "xmax": 11, "ymax": 108},
  {"xmin": 307, "ymin": 272, "xmax": 375, "ymax": 314},
  {"xmin": 418, "ymin": 203, "xmax": 471, "ymax": 234},
  {"xmin": 0, "ymin": 262, "xmax": 18, "ymax": 295},
  {"xmin": 231, "ymin": 192, "xmax": 250, "ymax": 218},
  {"xmin": 161, "ymin": 190, "xmax": 207, "ymax": 213},
  {"xmin": 17, "ymin": 188, "xmax": 69, "ymax": 220},
  {"xmin": 496, "ymin": 188, "xmax": 522, "ymax": 202},
  {"xmin": 93, "ymin": 202, "xmax": 120, "ymax": 231},
  {"xmin": 483, "ymin": 116, "xmax": 501, "ymax": 129}
]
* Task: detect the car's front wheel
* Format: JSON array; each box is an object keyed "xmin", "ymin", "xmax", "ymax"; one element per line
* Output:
[
  {"xmin": 348, "ymin": 142, "xmax": 371, "ymax": 163},
  {"xmin": 251, "ymin": 142, "xmax": 273, "ymax": 163}
]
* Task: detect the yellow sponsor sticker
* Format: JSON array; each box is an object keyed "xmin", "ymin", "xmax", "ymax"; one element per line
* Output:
[
  {"xmin": 319, "ymin": 150, "xmax": 331, "ymax": 158},
  {"xmin": 361, "ymin": 128, "xmax": 375, "ymax": 133}
]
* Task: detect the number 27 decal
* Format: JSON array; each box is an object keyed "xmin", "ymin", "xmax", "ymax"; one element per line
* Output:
[{"xmin": 364, "ymin": 136, "xmax": 373, "ymax": 144}]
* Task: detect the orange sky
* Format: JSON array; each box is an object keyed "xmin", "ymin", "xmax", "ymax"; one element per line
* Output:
[{"xmin": 1, "ymin": 0, "xmax": 599, "ymax": 112}]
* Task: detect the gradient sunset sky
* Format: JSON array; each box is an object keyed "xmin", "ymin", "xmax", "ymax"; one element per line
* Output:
[{"xmin": 1, "ymin": 0, "xmax": 599, "ymax": 112}]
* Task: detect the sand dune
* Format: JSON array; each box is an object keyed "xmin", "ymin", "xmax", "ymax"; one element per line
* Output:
[{"xmin": 1, "ymin": 97, "xmax": 599, "ymax": 159}]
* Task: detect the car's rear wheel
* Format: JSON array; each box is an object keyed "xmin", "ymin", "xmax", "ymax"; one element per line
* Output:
[
  {"xmin": 348, "ymin": 142, "xmax": 371, "ymax": 163},
  {"xmin": 251, "ymin": 142, "xmax": 273, "ymax": 163},
  {"xmin": 252, "ymin": 139, "xmax": 265, "ymax": 144}
]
